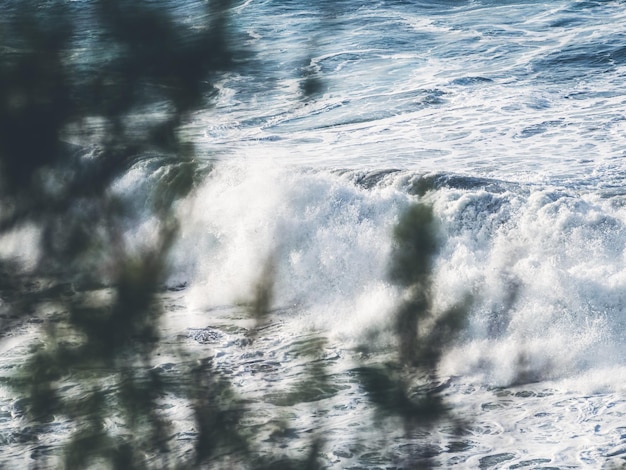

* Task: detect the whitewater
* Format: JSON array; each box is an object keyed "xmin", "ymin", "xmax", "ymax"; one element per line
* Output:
[{"xmin": 3, "ymin": 0, "xmax": 626, "ymax": 468}]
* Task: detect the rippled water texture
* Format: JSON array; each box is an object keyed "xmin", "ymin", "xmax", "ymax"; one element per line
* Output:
[
  {"xmin": 191, "ymin": 0, "xmax": 626, "ymax": 181},
  {"xmin": 3, "ymin": 0, "xmax": 626, "ymax": 468}
]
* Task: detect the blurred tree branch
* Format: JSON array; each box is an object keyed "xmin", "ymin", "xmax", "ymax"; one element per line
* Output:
[
  {"xmin": 0, "ymin": 1, "xmax": 470, "ymax": 468},
  {"xmin": 1, "ymin": 1, "xmax": 244, "ymax": 468}
]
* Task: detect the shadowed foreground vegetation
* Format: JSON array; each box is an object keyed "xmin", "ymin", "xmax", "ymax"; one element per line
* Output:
[{"xmin": 0, "ymin": 1, "xmax": 471, "ymax": 468}]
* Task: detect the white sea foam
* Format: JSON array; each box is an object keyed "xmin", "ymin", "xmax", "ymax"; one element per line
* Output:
[
  {"xmin": 431, "ymin": 185, "xmax": 626, "ymax": 385},
  {"xmin": 170, "ymin": 161, "xmax": 408, "ymax": 340},
  {"xmin": 148, "ymin": 156, "xmax": 626, "ymax": 468},
  {"xmin": 162, "ymin": 156, "xmax": 626, "ymax": 392}
]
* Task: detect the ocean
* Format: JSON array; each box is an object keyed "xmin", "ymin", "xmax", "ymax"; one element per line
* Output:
[{"xmin": 2, "ymin": 0, "xmax": 626, "ymax": 468}]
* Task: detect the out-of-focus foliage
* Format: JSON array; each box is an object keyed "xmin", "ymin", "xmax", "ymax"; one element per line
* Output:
[
  {"xmin": 356, "ymin": 201, "xmax": 471, "ymax": 468},
  {"xmin": 0, "ymin": 1, "xmax": 469, "ymax": 468},
  {"xmin": 0, "ymin": 1, "xmax": 246, "ymax": 468}
]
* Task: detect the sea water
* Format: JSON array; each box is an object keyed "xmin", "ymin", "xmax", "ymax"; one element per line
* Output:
[
  {"xmin": 175, "ymin": 0, "xmax": 626, "ymax": 466},
  {"xmin": 3, "ymin": 0, "xmax": 626, "ymax": 468}
]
